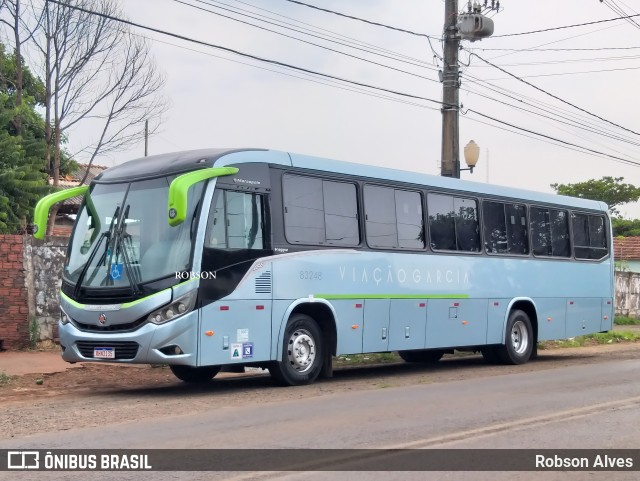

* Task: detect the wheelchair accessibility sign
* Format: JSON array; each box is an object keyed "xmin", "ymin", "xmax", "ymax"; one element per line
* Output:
[{"xmin": 109, "ymin": 263, "xmax": 123, "ymax": 280}]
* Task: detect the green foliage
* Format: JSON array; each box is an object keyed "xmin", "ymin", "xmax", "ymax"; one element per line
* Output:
[
  {"xmin": 0, "ymin": 43, "xmax": 51, "ymax": 233},
  {"xmin": 28, "ymin": 316, "xmax": 40, "ymax": 349},
  {"xmin": 0, "ymin": 371, "xmax": 14, "ymax": 386},
  {"xmin": 614, "ymin": 316, "xmax": 640, "ymax": 325},
  {"xmin": 612, "ymin": 218, "xmax": 640, "ymax": 237},
  {"xmin": 551, "ymin": 177, "xmax": 640, "ymax": 217},
  {"xmin": 538, "ymin": 330, "xmax": 640, "ymax": 348}
]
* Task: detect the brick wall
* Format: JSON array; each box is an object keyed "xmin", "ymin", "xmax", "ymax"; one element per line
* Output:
[{"xmin": 0, "ymin": 235, "xmax": 29, "ymax": 349}]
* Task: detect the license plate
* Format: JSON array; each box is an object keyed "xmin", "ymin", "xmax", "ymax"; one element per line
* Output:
[{"xmin": 93, "ymin": 347, "xmax": 115, "ymax": 359}]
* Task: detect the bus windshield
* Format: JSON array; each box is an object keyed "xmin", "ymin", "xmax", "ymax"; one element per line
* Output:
[{"xmin": 64, "ymin": 177, "xmax": 203, "ymax": 290}]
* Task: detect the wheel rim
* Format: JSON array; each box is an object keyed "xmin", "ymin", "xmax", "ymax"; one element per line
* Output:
[
  {"xmin": 287, "ymin": 328, "xmax": 316, "ymax": 374},
  {"xmin": 510, "ymin": 319, "xmax": 529, "ymax": 355}
]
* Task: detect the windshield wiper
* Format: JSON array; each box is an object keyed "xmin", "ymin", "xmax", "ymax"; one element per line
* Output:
[
  {"xmin": 107, "ymin": 204, "xmax": 141, "ymax": 296},
  {"xmin": 73, "ymin": 206, "xmax": 120, "ymax": 298}
]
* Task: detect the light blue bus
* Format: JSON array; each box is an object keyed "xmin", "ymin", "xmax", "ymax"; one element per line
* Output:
[{"xmin": 34, "ymin": 148, "xmax": 614, "ymax": 385}]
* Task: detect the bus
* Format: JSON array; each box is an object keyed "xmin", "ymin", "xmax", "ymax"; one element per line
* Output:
[{"xmin": 33, "ymin": 148, "xmax": 614, "ymax": 386}]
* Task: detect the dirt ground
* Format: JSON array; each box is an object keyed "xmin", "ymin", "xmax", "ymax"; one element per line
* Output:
[
  {"xmin": 1, "ymin": 341, "xmax": 639, "ymax": 404},
  {"xmin": 0, "ymin": 341, "xmax": 639, "ymax": 439}
]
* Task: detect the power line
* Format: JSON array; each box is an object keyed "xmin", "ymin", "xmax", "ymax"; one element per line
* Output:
[
  {"xmin": 45, "ymin": 0, "xmax": 640, "ymax": 170},
  {"xmin": 221, "ymin": 0, "xmax": 436, "ymax": 67},
  {"xmin": 481, "ymin": 64, "xmax": 640, "ymax": 80},
  {"xmin": 466, "ymin": 50, "xmax": 640, "ymax": 137},
  {"xmin": 461, "ymin": 71, "xmax": 640, "ymax": 149},
  {"xmin": 476, "ymin": 46, "xmax": 640, "ymax": 52},
  {"xmin": 172, "ymin": 0, "xmax": 441, "ymax": 83},
  {"xmin": 283, "ymin": 0, "xmax": 437, "ymax": 39},
  {"xmin": 466, "ymin": 109, "xmax": 640, "ymax": 167},
  {"xmin": 492, "ymin": 11, "xmax": 640, "ymax": 37},
  {"xmin": 46, "ymin": 0, "xmax": 446, "ymax": 106}
]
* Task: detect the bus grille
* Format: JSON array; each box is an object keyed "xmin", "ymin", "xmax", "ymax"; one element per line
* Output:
[
  {"xmin": 255, "ymin": 271, "xmax": 272, "ymax": 294},
  {"xmin": 73, "ymin": 317, "xmax": 147, "ymax": 333},
  {"xmin": 76, "ymin": 341, "xmax": 139, "ymax": 360}
]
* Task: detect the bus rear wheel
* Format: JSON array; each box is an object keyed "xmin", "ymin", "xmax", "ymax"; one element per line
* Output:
[
  {"xmin": 496, "ymin": 309, "xmax": 534, "ymax": 365},
  {"xmin": 269, "ymin": 314, "xmax": 324, "ymax": 386},
  {"xmin": 398, "ymin": 349, "xmax": 444, "ymax": 363},
  {"xmin": 170, "ymin": 365, "xmax": 221, "ymax": 383}
]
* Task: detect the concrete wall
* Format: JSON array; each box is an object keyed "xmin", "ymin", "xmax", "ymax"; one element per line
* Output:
[
  {"xmin": 615, "ymin": 271, "xmax": 640, "ymax": 319},
  {"xmin": 24, "ymin": 236, "xmax": 69, "ymax": 341}
]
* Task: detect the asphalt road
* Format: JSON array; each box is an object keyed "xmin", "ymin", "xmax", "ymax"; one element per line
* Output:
[{"xmin": 1, "ymin": 347, "xmax": 639, "ymax": 481}]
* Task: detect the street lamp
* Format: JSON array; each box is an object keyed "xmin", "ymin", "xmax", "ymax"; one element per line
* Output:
[{"xmin": 462, "ymin": 140, "xmax": 480, "ymax": 174}]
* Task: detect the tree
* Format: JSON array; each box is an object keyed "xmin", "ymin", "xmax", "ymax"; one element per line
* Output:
[
  {"xmin": 612, "ymin": 218, "xmax": 640, "ymax": 237},
  {"xmin": 32, "ymin": 0, "xmax": 167, "ymax": 232},
  {"xmin": 551, "ymin": 177, "xmax": 640, "ymax": 217},
  {"xmin": 0, "ymin": 41, "xmax": 50, "ymax": 230}
]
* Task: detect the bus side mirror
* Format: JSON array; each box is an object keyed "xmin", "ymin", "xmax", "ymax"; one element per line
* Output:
[
  {"xmin": 33, "ymin": 186, "xmax": 89, "ymax": 240},
  {"xmin": 167, "ymin": 167, "xmax": 238, "ymax": 227}
]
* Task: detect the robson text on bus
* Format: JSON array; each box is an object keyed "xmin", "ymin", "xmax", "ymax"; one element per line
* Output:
[{"xmin": 33, "ymin": 148, "xmax": 614, "ymax": 385}]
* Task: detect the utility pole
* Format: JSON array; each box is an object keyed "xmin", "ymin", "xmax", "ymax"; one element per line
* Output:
[
  {"xmin": 440, "ymin": 1, "xmax": 496, "ymax": 178},
  {"xmin": 440, "ymin": 0, "xmax": 461, "ymax": 178}
]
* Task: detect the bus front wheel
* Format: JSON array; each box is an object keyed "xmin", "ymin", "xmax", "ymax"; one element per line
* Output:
[
  {"xmin": 269, "ymin": 314, "xmax": 324, "ymax": 386},
  {"xmin": 497, "ymin": 309, "xmax": 534, "ymax": 365},
  {"xmin": 170, "ymin": 365, "xmax": 221, "ymax": 383}
]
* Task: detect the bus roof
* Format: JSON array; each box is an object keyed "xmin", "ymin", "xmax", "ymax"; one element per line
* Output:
[{"xmin": 95, "ymin": 147, "xmax": 608, "ymax": 213}]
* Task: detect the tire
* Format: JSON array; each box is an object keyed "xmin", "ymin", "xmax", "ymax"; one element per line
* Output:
[
  {"xmin": 398, "ymin": 349, "xmax": 444, "ymax": 363},
  {"xmin": 269, "ymin": 314, "xmax": 324, "ymax": 386},
  {"xmin": 170, "ymin": 365, "xmax": 221, "ymax": 383},
  {"xmin": 496, "ymin": 309, "xmax": 534, "ymax": 365}
]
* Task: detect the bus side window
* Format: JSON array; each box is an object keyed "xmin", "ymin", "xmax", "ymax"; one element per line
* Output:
[
  {"xmin": 205, "ymin": 191, "xmax": 264, "ymax": 250},
  {"xmin": 572, "ymin": 213, "xmax": 607, "ymax": 260},
  {"xmin": 206, "ymin": 190, "xmax": 227, "ymax": 248}
]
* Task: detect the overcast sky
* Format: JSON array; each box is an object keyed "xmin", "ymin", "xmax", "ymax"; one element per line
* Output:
[{"xmin": 68, "ymin": 0, "xmax": 640, "ymax": 217}]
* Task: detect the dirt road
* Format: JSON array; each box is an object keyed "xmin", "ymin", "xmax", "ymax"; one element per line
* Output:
[{"xmin": 0, "ymin": 342, "xmax": 638, "ymax": 440}]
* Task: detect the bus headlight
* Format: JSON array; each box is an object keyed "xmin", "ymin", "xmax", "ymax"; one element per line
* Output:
[{"xmin": 147, "ymin": 290, "xmax": 197, "ymax": 325}]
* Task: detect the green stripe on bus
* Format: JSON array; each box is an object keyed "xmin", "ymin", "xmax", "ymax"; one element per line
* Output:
[{"xmin": 314, "ymin": 294, "xmax": 469, "ymax": 300}]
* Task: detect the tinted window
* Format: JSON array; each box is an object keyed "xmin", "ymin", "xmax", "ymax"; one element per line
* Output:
[
  {"xmin": 283, "ymin": 174, "xmax": 359, "ymax": 246},
  {"xmin": 364, "ymin": 186, "xmax": 425, "ymax": 249},
  {"xmin": 428, "ymin": 193, "xmax": 479, "ymax": 252},
  {"xmin": 428, "ymin": 194, "xmax": 456, "ymax": 251},
  {"xmin": 395, "ymin": 190, "xmax": 424, "ymax": 249},
  {"xmin": 506, "ymin": 204, "xmax": 529, "ymax": 255},
  {"xmin": 483, "ymin": 202, "xmax": 508, "ymax": 254},
  {"xmin": 323, "ymin": 181, "xmax": 359, "ymax": 246},
  {"xmin": 572, "ymin": 213, "xmax": 608, "ymax": 260},
  {"xmin": 531, "ymin": 207, "xmax": 570, "ymax": 257},
  {"xmin": 365, "ymin": 186, "xmax": 398, "ymax": 248},
  {"xmin": 283, "ymin": 175, "xmax": 324, "ymax": 244},
  {"xmin": 483, "ymin": 201, "xmax": 528, "ymax": 255},
  {"xmin": 455, "ymin": 197, "xmax": 480, "ymax": 252}
]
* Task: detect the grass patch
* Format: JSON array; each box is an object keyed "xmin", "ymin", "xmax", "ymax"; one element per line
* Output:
[
  {"xmin": 539, "ymin": 330, "xmax": 640, "ymax": 349},
  {"xmin": 0, "ymin": 371, "xmax": 14, "ymax": 386},
  {"xmin": 615, "ymin": 316, "xmax": 640, "ymax": 325},
  {"xmin": 334, "ymin": 352, "xmax": 400, "ymax": 367}
]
